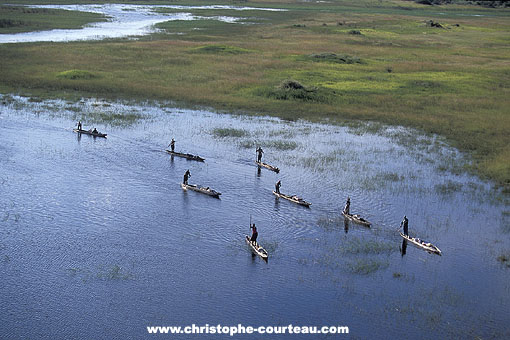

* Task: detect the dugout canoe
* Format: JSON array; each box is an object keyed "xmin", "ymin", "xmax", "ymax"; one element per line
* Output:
[
  {"xmin": 273, "ymin": 191, "xmax": 311, "ymax": 207},
  {"xmin": 342, "ymin": 212, "xmax": 371, "ymax": 227},
  {"xmin": 399, "ymin": 232, "xmax": 442, "ymax": 255},
  {"xmin": 245, "ymin": 235, "xmax": 268, "ymax": 260},
  {"xmin": 181, "ymin": 183, "xmax": 221, "ymax": 198},
  {"xmin": 166, "ymin": 150, "xmax": 205, "ymax": 162},
  {"xmin": 73, "ymin": 128, "xmax": 107, "ymax": 138},
  {"xmin": 255, "ymin": 161, "xmax": 280, "ymax": 173}
]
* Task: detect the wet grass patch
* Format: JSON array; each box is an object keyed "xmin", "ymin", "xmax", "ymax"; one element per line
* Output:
[{"xmin": 212, "ymin": 127, "xmax": 249, "ymax": 138}]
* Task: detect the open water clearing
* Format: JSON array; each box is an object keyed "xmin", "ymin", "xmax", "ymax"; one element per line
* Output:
[{"xmin": 0, "ymin": 95, "xmax": 509, "ymax": 338}]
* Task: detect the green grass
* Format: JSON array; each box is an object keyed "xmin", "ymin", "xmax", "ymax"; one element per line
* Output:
[
  {"xmin": 1, "ymin": 0, "xmax": 509, "ymax": 188},
  {"xmin": 0, "ymin": 5, "xmax": 106, "ymax": 34},
  {"xmin": 57, "ymin": 70, "xmax": 98, "ymax": 80}
]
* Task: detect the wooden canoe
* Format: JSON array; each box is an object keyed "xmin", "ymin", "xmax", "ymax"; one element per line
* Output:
[
  {"xmin": 342, "ymin": 212, "xmax": 371, "ymax": 227},
  {"xmin": 166, "ymin": 150, "xmax": 205, "ymax": 162},
  {"xmin": 399, "ymin": 232, "xmax": 442, "ymax": 255},
  {"xmin": 245, "ymin": 235, "xmax": 268, "ymax": 260},
  {"xmin": 273, "ymin": 191, "xmax": 311, "ymax": 207},
  {"xmin": 255, "ymin": 161, "xmax": 279, "ymax": 173},
  {"xmin": 181, "ymin": 183, "xmax": 221, "ymax": 198},
  {"xmin": 73, "ymin": 128, "xmax": 107, "ymax": 138}
]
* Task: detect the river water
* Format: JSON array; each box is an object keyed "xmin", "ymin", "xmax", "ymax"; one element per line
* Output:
[
  {"xmin": 0, "ymin": 4, "xmax": 284, "ymax": 44},
  {"xmin": 0, "ymin": 95, "xmax": 509, "ymax": 339}
]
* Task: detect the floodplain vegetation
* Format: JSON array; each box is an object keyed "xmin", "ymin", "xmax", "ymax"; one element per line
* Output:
[{"xmin": 0, "ymin": 0, "xmax": 509, "ymax": 188}]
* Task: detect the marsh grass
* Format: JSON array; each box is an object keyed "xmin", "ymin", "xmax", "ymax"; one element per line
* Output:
[
  {"xmin": 212, "ymin": 127, "xmax": 249, "ymax": 138},
  {"xmin": 497, "ymin": 253, "xmax": 510, "ymax": 268},
  {"xmin": 73, "ymin": 108, "xmax": 145, "ymax": 127},
  {"xmin": 0, "ymin": 5, "xmax": 106, "ymax": 34}
]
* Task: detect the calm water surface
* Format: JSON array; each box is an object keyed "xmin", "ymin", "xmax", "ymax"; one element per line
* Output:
[{"xmin": 0, "ymin": 96, "xmax": 509, "ymax": 339}]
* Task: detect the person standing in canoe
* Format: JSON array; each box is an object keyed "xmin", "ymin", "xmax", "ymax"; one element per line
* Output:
[
  {"xmin": 183, "ymin": 169, "xmax": 191, "ymax": 185},
  {"xmin": 256, "ymin": 147, "xmax": 264, "ymax": 163},
  {"xmin": 250, "ymin": 223, "xmax": 258, "ymax": 244},
  {"xmin": 77, "ymin": 121, "xmax": 82, "ymax": 130},
  {"xmin": 343, "ymin": 197, "xmax": 351, "ymax": 215},
  {"xmin": 401, "ymin": 215, "xmax": 409, "ymax": 236},
  {"xmin": 275, "ymin": 180, "xmax": 281, "ymax": 194},
  {"xmin": 168, "ymin": 138, "xmax": 175, "ymax": 152}
]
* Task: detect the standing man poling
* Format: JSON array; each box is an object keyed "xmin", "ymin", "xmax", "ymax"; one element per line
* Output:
[
  {"xmin": 250, "ymin": 223, "xmax": 258, "ymax": 244},
  {"xmin": 77, "ymin": 121, "xmax": 82, "ymax": 130},
  {"xmin": 169, "ymin": 138, "xmax": 175, "ymax": 152},
  {"xmin": 256, "ymin": 146, "xmax": 264, "ymax": 163},
  {"xmin": 183, "ymin": 169, "xmax": 191, "ymax": 185},
  {"xmin": 275, "ymin": 180, "xmax": 281, "ymax": 194},
  {"xmin": 343, "ymin": 197, "xmax": 351, "ymax": 215},
  {"xmin": 400, "ymin": 215, "xmax": 409, "ymax": 236}
]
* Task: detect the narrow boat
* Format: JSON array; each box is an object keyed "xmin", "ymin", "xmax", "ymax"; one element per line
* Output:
[
  {"xmin": 73, "ymin": 128, "xmax": 107, "ymax": 138},
  {"xmin": 273, "ymin": 191, "xmax": 311, "ymax": 207},
  {"xmin": 399, "ymin": 232, "xmax": 442, "ymax": 255},
  {"xmin": 181, "ymin": 183, "xmax": 221, "ymax": 198},
  {"xmin": 342, "ymin": 212, "xmax": 371, "ymax": 227},
  {"xmin": 245, "ymin": 235, "xmax": 268, "ymax": 260},
  {"xmin": 166, "ymin": 150, "xmax": 205, "ymax": 162},
  {"xmin": 255, "ymin": 161, "xmax": 279, "ymax": 173}
]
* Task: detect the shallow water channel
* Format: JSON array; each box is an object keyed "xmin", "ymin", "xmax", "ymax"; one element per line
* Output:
[
  {"xmin": 0, "ymin": 4, "xmax": 283, "ymax": 44},
  {"xmin": 0, "ymin": 96, "xmax": 509, "ymax": 339}
]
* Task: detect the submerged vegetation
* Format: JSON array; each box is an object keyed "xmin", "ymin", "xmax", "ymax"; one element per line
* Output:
[{"xmin": 0, "ymin": 0, "xmax": 509, "ymax": 187}]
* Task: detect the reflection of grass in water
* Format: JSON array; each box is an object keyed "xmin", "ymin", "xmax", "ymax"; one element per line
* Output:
[
  {"xmin": 212, "ymin": 127, "xmax": 249, "ymax": 138},
  {"xmin": 502, "ymin": 211, "xmax": 510, "ymax": 233},
  {"xmin": 316, "ymin": 216, "xmax": 345, "ymax": 232},
  {"xmin": 339, "ymin": 238, "xmax": 396, "ymax": 255},
  {"xmin": 435, "ymin": 180, "xmax": 463, "ymax": 195},
  {"xmin": 497, "ymin": 253, "xmax": 510, "ymax": 268},
  {"xmin": 301, "ymin": 149, "xmax": 345, "ymax": 171},
  {"xmin": 346, "ymin": 258, "xmax": 389, "ymax": 275},
  {"xmin": 358, "ymin": 171, "xmax": 405, "ymax": 191},
  {"xmin": 67, "ymin": 264, "xmax": 134, "ymax": 282},
  {"xmin": 238, "ymin": 139, "xmax": 297, "ymax": 151}
]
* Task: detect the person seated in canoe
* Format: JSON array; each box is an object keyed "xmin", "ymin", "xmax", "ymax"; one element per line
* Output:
[
  {"xmin": 168, "ymin": 138, "xmax": 175, "ymax": 152},
  {"xmin": 92, "ymin": 128, "xmax": 98, "ymax": 134},
  {"xmin": 250, "ymin": 223, "xmax": 258, "ymax": 244},
  {"xmin": 400, "ymin": 215, "xmax": 409, "ymax": 236},
  {"xmin": 183, "ymin": 169, "xmax": 191, "ymax": 185},
  {"xmin": 77, "ymin": 121, "xmax": 82, "ymax": 130},
  {"xmin": 256, "ymin": 147, "xmax": 264, "ymax": 163},
  {"xmin": 343, "ymin": 197, "xmax": 351, "ymax": 215},
  {"xmin": 353, "ymin": 214, "xmax": 366, "ymax": 222}
]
